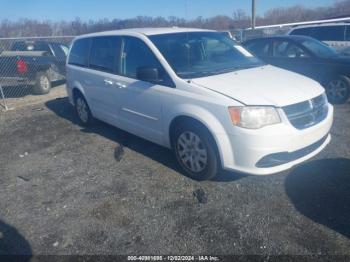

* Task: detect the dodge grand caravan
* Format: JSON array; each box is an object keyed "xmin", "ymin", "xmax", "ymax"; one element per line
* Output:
[{"xmin": 66, "ymin": 28, "xmax": 333, "ymax": 180}]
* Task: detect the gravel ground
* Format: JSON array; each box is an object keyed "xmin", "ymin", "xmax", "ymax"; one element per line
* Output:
[
  {"xmin": 0, "ymin": 83, "xmax": 66, "ymax": 111},
  {"xmin": 0, "ymin": 87, "xmax": 349, "ymax": 258}
]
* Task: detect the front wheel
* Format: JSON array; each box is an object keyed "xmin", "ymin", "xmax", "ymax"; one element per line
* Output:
[
  {"xmin": 33, "ymin": 71, "xmax": 52, "ymax": 95},
  {"xmin": 325, "ymin": 76, "xmax": 350, "ymax": 104},
  {"xmin": 173, "ymin": 124, "xmax": 219, "ymax": 181}
]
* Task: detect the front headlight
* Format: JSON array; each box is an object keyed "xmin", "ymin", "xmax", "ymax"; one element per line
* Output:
[{"xmin": 228, "ymin": 106, "xmax": 281, "ymax": 129}]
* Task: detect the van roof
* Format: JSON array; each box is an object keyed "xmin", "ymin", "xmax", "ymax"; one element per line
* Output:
[{"xmin": 76, "ymin": 27, "xmax": 214, "ymax": 39}]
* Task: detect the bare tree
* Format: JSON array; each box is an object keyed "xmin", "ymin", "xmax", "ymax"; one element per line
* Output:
[{"xmin": 0, "ymin": 0, "xmax": 349, "ymax": 37}]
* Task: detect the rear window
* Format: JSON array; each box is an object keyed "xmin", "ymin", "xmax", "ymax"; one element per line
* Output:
[
  {"xmin": 11, "ymin": 42, "xmax": 30, "ymax": 51},
  {"xmin": 68, "ymin": 38, "xmax": 91, "ymax": 67},
  {"xmin": 312, "ymin": 26, "xmax": 345, "ymax": 41},
  {"xmin": 11, "ymin": 41, "xmax": 52, "ymax": 54}
]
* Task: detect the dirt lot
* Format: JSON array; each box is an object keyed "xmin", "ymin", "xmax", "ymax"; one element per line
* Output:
[
  {"xmin": 1, "ymin": 82, "xmax": 67, "ymax": 111},
  {"xmin": 0, "ymin": 85, "xmax": 350, "ymax": 257}
]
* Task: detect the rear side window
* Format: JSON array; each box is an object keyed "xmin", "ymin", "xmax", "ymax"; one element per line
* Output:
[
  {"xmin": 272, "ymin": 40, "xmax": 309, "ymax": 58},
  {"xmin": 245, "ymin": 40, "xmax": 270, "ymax": 57},
  {"xmin": 290, "ymin": 27, "xmax": 313, "ymax": 36},
  {"xmin": 89, "ymin": 36, "xmax": 121, "ymax": 73},
  {"xmin": 312, "ymin": 26, "xmax": 345, "ymax": 41},
  {"xmin": 273, "ymin": 41, "xmax": 289, "ymax": 57},
  {"xmin": 68, "ymin": 38, "xmax": 91, "ymax": 67}
]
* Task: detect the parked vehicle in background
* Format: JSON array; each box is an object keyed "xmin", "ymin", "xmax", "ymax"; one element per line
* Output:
[
  {"xmin": 0, "ymin": 41, "xmax": 69, "ymax": 94},
  {"xmin": 66, "ymin": 28, "xmax": 333, "ymax": 180},
  {"xmin": 288, "ymin": 23, "xmax": 350, "ymax": 53},
  {"xmin": 11, "ymin": 41, "xmax": 69, "ymax": 80},
  {"xmin": 243, "ymin": 35, "xmax": 350, "ymax": 104}
]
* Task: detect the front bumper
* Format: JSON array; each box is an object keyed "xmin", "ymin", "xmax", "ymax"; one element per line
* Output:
[{"xmin": 222, "ymin": 104, "xmax": 333, "ymax": 175}]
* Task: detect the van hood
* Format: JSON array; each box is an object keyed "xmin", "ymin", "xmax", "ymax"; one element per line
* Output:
[{"xmin": 192, "ymin": 65, "xmax": 324, "ymax": 107}]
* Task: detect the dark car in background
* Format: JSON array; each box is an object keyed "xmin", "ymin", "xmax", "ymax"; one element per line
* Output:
[
  {"xmin": 0, "ymin": 41, "xmax": 69, "ymax": 95},
  {"xmin": 11, "ymin": 41, "xmax": 69, "ymax": 76},
  {"xmin": 243, "ymin": 35, "xmax": 350, "ymax": 104}
]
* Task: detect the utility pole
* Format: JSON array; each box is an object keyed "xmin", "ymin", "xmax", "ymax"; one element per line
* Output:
[{"xmin": 252, "ymin": 0, "xmax": 256, "ymax": 29}]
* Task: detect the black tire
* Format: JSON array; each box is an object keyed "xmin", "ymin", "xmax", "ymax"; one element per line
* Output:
[
  {"xmin": 33, "ymin": 71, "xmax": 52, "ymax": 95},
  {"xmin": 325, "ymin": 76, "xmax": 350, "ymax": 104},
  {"xmin": 74, "ymin": 93, "xmax": 95, "ymax": 126},
  {"xmin": 172, "ymin": 121, "xmax": 219, "ymax": 181}
]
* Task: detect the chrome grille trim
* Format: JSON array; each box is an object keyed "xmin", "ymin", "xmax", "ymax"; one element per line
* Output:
[{"xmin": 283, "ymin": 94, "xmax": 329, "ymax": 130}]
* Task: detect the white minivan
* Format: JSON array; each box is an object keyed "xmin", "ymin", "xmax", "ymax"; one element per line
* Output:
[
  {"xmin": 66, "ymin": 28, "xmax": 333, "ymax": 180},
  {"xmin": 288, "ymin": 23, "xmax": 350, "ymax": 53}
]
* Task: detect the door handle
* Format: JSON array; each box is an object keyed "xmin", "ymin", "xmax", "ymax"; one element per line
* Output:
[
  {"xmin": 116, "ymin": 82, "xmax": 127, "ymax": 89},
  {"xmin": 104, "ymin": 79, "xmax": 114, "ymax": 86}
]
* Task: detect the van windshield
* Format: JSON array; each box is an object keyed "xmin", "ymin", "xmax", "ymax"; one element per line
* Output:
[{"xmin": 149, "ymin": 32, "xmax": 264, "ymax": 79}]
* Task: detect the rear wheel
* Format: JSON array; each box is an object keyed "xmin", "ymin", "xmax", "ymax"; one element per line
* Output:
[
  {"xmin": 33, "ymin": 71, "xmax": 51, "ymax": 95},
  {"xmin": 173, "ymin": 122, "xmax": 219, "ymax": 181},
  {"xmin": 325, "ymin": 76, "xmax": 350, "ymax": 104},
  {"xmin": 75, "ymin": 93, "xmax": 94, "ymax": 126}
]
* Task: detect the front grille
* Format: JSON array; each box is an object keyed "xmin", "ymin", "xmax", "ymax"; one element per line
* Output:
[{"xmin": 283, "ymin": 94, "xmax": 329, "ymax": 130}]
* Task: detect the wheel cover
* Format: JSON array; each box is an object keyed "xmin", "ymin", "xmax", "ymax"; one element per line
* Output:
[
  {"xmin": 40, "ymin": 75, "xmax": 50, "ymax": 90},
  {"xmin": 327, "ymin": 79, "xmax": 348, "ymax": 101},
  {"xmin": 76, "ymin": 98, "xmax": 88, "ymax": 123},
  {"xmin": 177, "ymin": 131, "xmax": 208, "ymax": 173}
]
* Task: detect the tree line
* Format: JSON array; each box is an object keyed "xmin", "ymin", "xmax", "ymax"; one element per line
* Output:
[{"xmin": 1, "ymin": 0, "xmax": 350, "ymax": 37}]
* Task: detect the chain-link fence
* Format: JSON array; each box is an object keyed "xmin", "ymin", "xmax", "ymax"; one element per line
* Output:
[{"xmin": 0, "ymin": 36, "xmax": 74, "ymax": 110}]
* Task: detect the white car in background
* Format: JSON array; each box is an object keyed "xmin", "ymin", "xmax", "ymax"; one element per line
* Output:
[
  {"xmin": 288, "ymin": 23, "xmax": 350, "ymax": 53},
  {"xmin": 66, "ymin": 28, "xmax": 333, "ymax": 180}
]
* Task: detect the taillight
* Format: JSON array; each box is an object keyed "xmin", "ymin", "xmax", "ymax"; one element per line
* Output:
[{"xmin": 17, "ymin": 59, "xmax": 28, "ymax": 74}]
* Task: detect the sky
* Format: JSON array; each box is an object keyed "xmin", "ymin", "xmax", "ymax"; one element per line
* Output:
[{"xmin": 0, "ymin": 0, "xmax": 335, "ymax": 21}]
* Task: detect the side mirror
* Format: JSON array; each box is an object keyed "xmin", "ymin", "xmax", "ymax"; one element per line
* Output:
[{"xmin": 137, "ymin": 67, "xmax": 160, "ymax": 83}]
